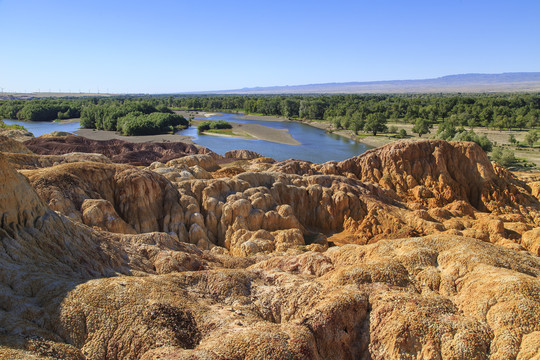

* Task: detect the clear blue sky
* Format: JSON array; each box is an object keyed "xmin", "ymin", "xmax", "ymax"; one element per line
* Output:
[{"xmin": 1, "ymin": 0, "xmax": 539, "ymax": 93}]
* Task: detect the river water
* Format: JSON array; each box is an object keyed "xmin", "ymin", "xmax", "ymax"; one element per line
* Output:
[
  {"xmin": 3, "ymin": 119, "xmax": 81, "ymax": 137},
  {"xmin": 178, "ymin": 113, "xmax": 369, "ymax": 163},
  {"xmin": 4, "ymin": 114, "xmax": 370, "ymax": 163}
]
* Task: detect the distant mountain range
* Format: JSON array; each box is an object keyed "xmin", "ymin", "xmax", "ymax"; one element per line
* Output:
[{"xmin": 205, "ymin": 72, "xmax": 540, "ymax": 94}]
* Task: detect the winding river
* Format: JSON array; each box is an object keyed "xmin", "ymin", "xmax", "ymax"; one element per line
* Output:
[
  {"xmin": 4, "ymin": 114, "xmax": 370, "ymax": 163},
  {"xmin": 178, "ymin": 113, "xmax": 370, "ymax": 163}
]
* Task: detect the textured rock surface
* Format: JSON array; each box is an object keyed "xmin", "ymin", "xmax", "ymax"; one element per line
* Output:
[
  {"xmin": 3, "ymin": 151, "xmax": 112, "ymax": 170},
  {"xmin": 24, "ymin": 135, "xmax": 217, "ymax": 166},
  {"xmin": 225, "ymin": 149, "xmax": 263, "ymax": 160},
  {"xmin": 0, "ymin": 135, "xmax": 33, "ymax": 154},
  {"xmin": 1, "ymin": 139, "xmax": 539, "ymax": 359},
  {"xmin": 21, "ymin": 161, "xmax": 186, "ymax": 236},
  {"xmin": 81, "ymin": 199, "xmax": 137, "ymax": 234},
  {"xmin": 0, "ymin": 128, "xmax": 34, "ymax": 142}
]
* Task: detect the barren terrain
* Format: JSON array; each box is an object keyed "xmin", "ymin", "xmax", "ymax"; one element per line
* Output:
[{"xmin": 0, "ymin": 131, "xmax": 538, "ymax": 359}]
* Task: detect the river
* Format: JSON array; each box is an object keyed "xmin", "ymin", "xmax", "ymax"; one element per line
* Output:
[
  {"xmin": 178, "ymin": 113, "xmax": 370, "ymax": 162},
  {"xmin": 3, "ymin": 119, "xmax": 81, "ymax": 137},
  {"xmin": 3, "ymin": 114, "xmax": 370, "ymax": 163}
]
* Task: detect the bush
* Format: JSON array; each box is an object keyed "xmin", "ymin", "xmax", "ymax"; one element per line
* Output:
[
  {"xmin": 117, "ymin": 113, "xmax": 188, "ymax": 136},
  {"xmin": 491, "ymin": 147, "xmax": 516, "ymax": 167},
  {"xmin": 451, "ymin": 129, "xmax": 493, "ymax": 152},
  {"xmin": 197, "ymin": 122, "xmax": 211, "ymax": 133},
  {"xmin": 525, "ymin": 130, "xmax": 538, "ymax": 147},
  {"xmin": 396, "ymin": 129, "xmax": 407, "ymax": 139},
  {"xmin": 197, "ymin": 120, "xmax": 232, "ymax": 133},
  {"xmin": 0, "ymin": 119, "xmax": 27, "ymax": 131}
]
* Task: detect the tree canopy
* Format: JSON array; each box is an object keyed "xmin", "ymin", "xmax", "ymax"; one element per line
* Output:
[{"xmin": 2, "ymin": 93, "xmax": 539, "ymax": 138}]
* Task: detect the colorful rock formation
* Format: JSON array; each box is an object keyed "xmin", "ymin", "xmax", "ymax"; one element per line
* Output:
[{"xmin": 0, "ymin": 137, "xmax": 539, "ymax": 359}]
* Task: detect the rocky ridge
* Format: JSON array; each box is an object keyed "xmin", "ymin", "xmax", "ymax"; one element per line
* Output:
[
  {"xmin": 23, "ymin": 135, "xmax": 217, "ymax": 166},
  {"xmin": 0, "ymin": 137, "xmax": 539, "ymax": 359}
]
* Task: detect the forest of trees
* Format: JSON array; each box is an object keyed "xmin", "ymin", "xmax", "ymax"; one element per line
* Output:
[
  {"xmin": 0, "ymin": 98, "xmax": 187, "ymax": 136},
  {"xmin": 1, "ymin": 93, "xmax": 538, "ymax": 138},
  {"xmin": 0, "ymin": 99, "xmax": 82, "ymax": 122},
  {"xmin": 165, "ymin": 93, "xmax": 540, "ymax": 132}
]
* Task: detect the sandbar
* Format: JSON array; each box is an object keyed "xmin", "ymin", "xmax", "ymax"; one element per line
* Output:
[
  {"xmin": 225, "ymin": 122, "xmax": 300, "ymax": 145},
  {"xmin": 74, "ymin": 123, "xmax": 301, "ymax": 146}
]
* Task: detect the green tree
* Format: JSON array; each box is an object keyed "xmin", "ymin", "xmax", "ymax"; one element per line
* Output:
[
  {"xmin": 363, "ymin": 113, "xmax": 387, "ymax": 136},
  {"xmin": 412, "ymin": 118, "xmax": 430, "ymax": 137},
  {"xmin": 525, "ymin": 130, "xmax": 538, "ymax": 148},
  {"xmin": 508, "ymin": 134, "xmax": 517, "ymax": 145},
  {"xmin": 436, "ymin": 120, "xmax": 457, "ymax": 140}
]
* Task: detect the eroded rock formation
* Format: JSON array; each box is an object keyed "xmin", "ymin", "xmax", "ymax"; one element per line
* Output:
[
  {"xmin": 24, "ymin": 135, "xmax": 217, "ymax": 166},
  {"xmin": 225, "ymin": 149, "xmax": 263, "ymax": 160},
  {"xmin": 0, "ymin": 138, "xmax": 539, "ymax": 359}
]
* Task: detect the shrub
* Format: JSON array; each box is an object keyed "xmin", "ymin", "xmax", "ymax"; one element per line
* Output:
[
  {"xmin": 396, "ymin": 129, "xmax": 407, "ymax": 139},
  {"xmin": 491, "ymin": 147, "xmax": 516, "ymax": 167},
  {"xmin": 525, "ymin": 130, "xmax": 538, "ymax": 147},
  {"xmin": 451, "ymin": 129, "xmax": 493, "ymax": 152},
  {"xmin": 210, "ymin": 120, "xmax": 232, "ymax": 130},
  {"xmin": 197, "ymin": 120, "xmax": 232, "ymax": 133},
  {"xmin": 197, "ymin": 122, "xmax": 210, "ymax": 133},
  {"xmin": 0, "ymin": 119, "xmax": 27, "ymax": 131}
]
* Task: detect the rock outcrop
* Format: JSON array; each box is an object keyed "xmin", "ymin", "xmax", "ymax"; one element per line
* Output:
[
  {"xmin": 0, "ymin": 135, "xmax": 33, "ymax": 154},
  {"xmin": 225, "ymin": 149, "xmax": 263, "ymax": 160},
  {"xmin": 22, "ymin": 161, "xmax": 186, "ymax": 237},
  {"xmin": 0, "ymin": 128, "xmax": 34, "ymax": 142},
  {"xmin": 3, "ymin": 151, "xmax": 112, "ymax": 170},
  {"xmin": 20, "ymin": 140, "xmax": 540, "ymax": 255},
  {"xmin": 1, "ymin": 139, "xmax": 539, "ymax": 359},
  {"xmin": 24, "ymin": 135, "xmax": 217, "ymax": 166}
]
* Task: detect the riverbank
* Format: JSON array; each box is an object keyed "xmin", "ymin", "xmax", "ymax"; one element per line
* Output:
[{"xmin": 297, "ymin": 119, "xmax": 392, "ymax": 148}]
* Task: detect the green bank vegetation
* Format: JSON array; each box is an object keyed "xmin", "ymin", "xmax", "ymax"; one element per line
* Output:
[
  {"xmin": 0, "ymin": 119, "xmax": 27, "ymax": 131},
  {"xmin": 1, "ymin": 95, "xmax": 538, "ymax": 156},
  {"xmin": 0, "ymin": 98, "xmax": 188, "ymax": 136},
  {"xmin": 197, "ymin": 120, "xmax": 233, "ymax": 134}
]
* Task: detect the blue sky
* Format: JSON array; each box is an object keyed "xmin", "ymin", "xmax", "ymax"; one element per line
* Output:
[{"xmin": 0, "ymin": 0, "xmax": 539, "ymax": 93}]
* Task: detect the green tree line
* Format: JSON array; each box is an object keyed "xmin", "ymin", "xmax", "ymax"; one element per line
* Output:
[
  {"xmin": 2, "ymin": 93, "xmax": 539, "ymax": 136},
  {"xmin": 165, "ymin": 93, "xmax": 540, "ymax": 131},
  {"xmin": 79, "ymin": 99, "xmax": 187, "ymax": 135},
  {"xmin": 0, "ymin": 99, "xmax": 83, "ymax": 122}
]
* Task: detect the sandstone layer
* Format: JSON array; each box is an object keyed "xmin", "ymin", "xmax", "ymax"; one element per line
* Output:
[
  {"xmin": 24, "ymin": 135, "xmax": 217, "ymax": 166},
  {"xmin": 0, "ymin": 138, "xmax": 539, "ymax": 359}
]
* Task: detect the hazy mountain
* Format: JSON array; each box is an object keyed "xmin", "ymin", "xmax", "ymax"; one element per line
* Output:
[{"xmin": 206, "ymin": 72, "xmax": 540, "ymax": 94}]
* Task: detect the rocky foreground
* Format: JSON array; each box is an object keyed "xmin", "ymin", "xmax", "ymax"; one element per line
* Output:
[{"xmin": 0, "ymin": 134, "xmax": 539, "ymax": 359}]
